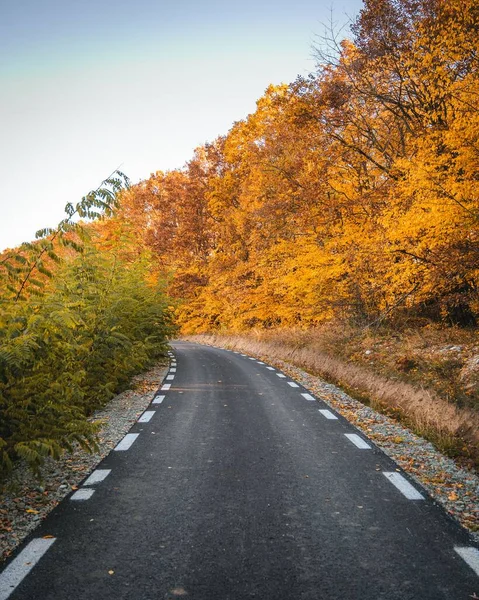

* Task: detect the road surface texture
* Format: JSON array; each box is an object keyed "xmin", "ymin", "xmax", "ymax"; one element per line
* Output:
[{"xmin": 1, "ymin": 341, "xmax": 478, "ymax": 599}]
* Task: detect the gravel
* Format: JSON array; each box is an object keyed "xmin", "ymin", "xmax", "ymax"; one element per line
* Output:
[{"xmin": 0, "ymin": 362, "xmax": 168, "ymax": 563}]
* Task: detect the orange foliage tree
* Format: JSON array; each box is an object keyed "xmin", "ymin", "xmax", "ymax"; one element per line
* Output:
[{"xmin": 117, "ymin": 0, "xmax": 479, "ymax": 331}]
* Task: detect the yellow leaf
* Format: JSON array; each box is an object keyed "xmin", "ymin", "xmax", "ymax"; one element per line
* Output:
[
  {"xmin": 26, "ymin": 509, "xmax": 39, "ymax": 514},
  {"xmin": 108, "ymin": 570, "xmax": 114, "ymax": 575}
]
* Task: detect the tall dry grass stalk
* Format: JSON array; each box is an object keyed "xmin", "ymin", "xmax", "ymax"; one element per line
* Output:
[{"xmin": 185, "ymin": 331, "xmax": 479, "ymax": 453}]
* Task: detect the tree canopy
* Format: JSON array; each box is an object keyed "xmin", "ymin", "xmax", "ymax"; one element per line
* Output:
[{"xmin": 118, "ymin": 0, "xmax": 479, "ymax": 332}]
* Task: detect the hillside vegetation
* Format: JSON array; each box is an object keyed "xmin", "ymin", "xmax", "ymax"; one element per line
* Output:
[{"xmin": 118, "ymin": 0, "xmax": 479, "ymax": 334}]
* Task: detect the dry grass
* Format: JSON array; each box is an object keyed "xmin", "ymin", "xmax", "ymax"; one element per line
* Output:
[{"xmin": 185, "ymin": 326, "xmax": 479, "ymax": 469}]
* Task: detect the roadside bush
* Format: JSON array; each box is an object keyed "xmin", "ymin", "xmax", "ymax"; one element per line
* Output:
[
  {"xmin": 0, "ymin": 174, "xmax": 175, "ymax": 474},
  {"xmin": 0, "ymin": 243, "xmax": 174, "ymax": 474}
]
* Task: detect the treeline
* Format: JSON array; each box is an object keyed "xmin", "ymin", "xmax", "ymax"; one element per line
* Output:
[
  {"xmin": 118, "ymin": 0, "xmax": 479, "ymax": 332},
  {"xmin": 0, "ymin": 174, "xmax": 175, "ymax": 474}
]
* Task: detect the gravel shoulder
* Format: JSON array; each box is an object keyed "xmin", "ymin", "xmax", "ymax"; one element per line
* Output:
[
  {"xmin": 188, "ymin": 337, "xmax": 479, "ymax": 544},
  {"xmin": 0, "ymin": 361, "xmax": 168, "ymax": 563}
]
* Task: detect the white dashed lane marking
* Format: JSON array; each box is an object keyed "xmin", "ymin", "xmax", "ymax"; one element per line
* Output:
[
  {"xmin": 276, "ymin": 373, "xmax": 286, "ymax": 378},
  {"xmin": 152, "ymin": 395, "xmax": 165, "ymax": 404},
  {"xmin": 0, "ymin": 538, "xmax": 56, "ymax": 600},
  {"xmin": 71, "ymin": 489, "xmax": 95, "ymax": 501},
  {"xmin": 166, "ymin": 374, "xmax": 175, "ymax": 381},
  {"xmin": 301, "ymin": 393, "xmax": 316, "ymax": 401},
  {"xmin": 383, "ymin": 472, "xmax": 424, "ymax": 500},
  {"xmin": 161, "ymin": 383, "xmax": 171, "ymax": 391},
  {"xmin": 83, "ymin": 469, "xmax": 111, "ymax": 486},
  {"xmin": 257, "ymin": 361, "xmax": 265, "ymax": 364},
  {"xmin": 248, "ymin": 357, "xmax": 256, "ymax": 361},
  {"xmin": 318, "ymin": 409, "xmax": 338, "ymax": 420},
  {"xmin": 266, "ymin": 367, "xmax": 275, "ymax": 371},
  {"xmin": 454, "ymin": 547, "xmax": 479, "ymax": 577},
  {"xmin": 345, "ymin": 433, "xmax": 371, "ymax": 449},
  {"xmin": 138, "ymin": 410, "xmax": 155, "ymax": 423},
  {"xmin": 169, "ymin": 368, "xmax": 177, "ymax": 373},
  {"xmin": 114, "ymin": 433, "xmax": 139, "ymax": 451},
  {"xmin": 287, "ymin": 382, "xmax": 299, "ymax": 388}
]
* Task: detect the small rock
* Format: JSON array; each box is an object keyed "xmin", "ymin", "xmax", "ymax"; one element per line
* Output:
[{"xmin": 459, "ymin": 355, "xmax": 479, "ymax": 394}]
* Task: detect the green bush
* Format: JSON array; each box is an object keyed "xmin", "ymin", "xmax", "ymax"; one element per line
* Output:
[{"xmin": 0, "ymin": 174, "xmax": 175, "ymax": 474}]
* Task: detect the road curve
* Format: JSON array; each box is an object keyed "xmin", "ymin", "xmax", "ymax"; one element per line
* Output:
[{"xmin": 0, "ymin": 341, "xmax": 478, "ymax": 599}]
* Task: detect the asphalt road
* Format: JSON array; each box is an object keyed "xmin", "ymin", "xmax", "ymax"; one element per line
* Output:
[{"xmin": 1, "ymin": 341, "xmax": 478, "ymax": 599}]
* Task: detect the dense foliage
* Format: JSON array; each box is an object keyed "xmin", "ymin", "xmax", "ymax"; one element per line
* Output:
[
  {"xmin": 119, "ymin": 0, "xmax": 479, "ymax": 332},
  {"xmin": 0, "ymin": 175, "xmax": 174, "ymax": 474}
]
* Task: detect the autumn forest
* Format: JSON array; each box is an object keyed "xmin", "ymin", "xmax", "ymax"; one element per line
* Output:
[
  {"xmin": 123, "ymin": 0, "xmax": 478, "ymax": 331},
  {"xmin": 1, "ymin": 0, "xmax": 479, "ymax": 471}
]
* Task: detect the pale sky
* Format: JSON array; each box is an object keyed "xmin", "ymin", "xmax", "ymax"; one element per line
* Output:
[{"xmin": 0, "ymin": 0, "xmax": 363, "ymax": 250}]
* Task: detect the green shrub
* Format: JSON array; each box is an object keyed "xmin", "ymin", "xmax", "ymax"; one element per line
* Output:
[{"xmin": 0, "ymin": 174, "xmax": 175, "ymax": 475}]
